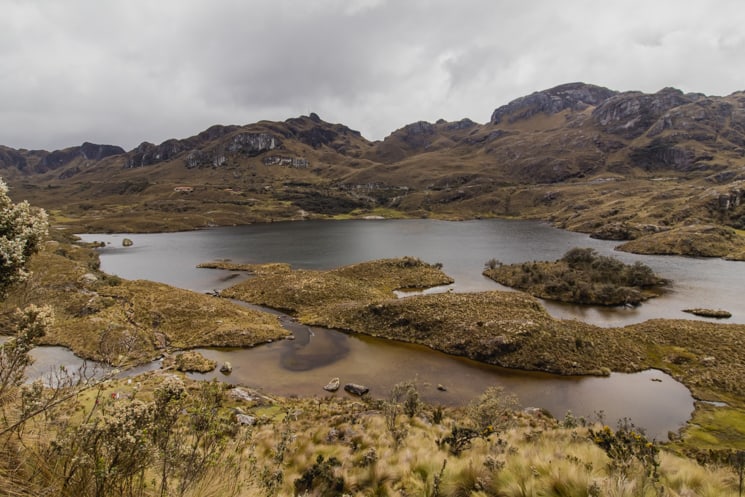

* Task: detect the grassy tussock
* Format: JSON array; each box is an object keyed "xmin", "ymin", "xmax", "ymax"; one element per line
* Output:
[
  {"xmin": 618, "ymin": 225, "xmax": 745, "ymax": 259},
  {"xmin": 221, "ymin": 256, "xmax": 453, "ymax": 318},
  {"xmin": 483, "ymin": 247, "xmax": 666, "ymax": 306},
  {"xmin": 222, "ymin": 257, "xmax": 745, "ymax": 414},
  {"xmin": 0, "ymin": 240, "xmax": 288, "ymax": 366},
  {"xmin": 1, "ymin": 371, "xmax": 742, "ymax": 497}
]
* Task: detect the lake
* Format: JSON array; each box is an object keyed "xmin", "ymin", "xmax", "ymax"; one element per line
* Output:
[{"xmin": 71, "ymin": 218, "xmax": 745, "ymax": 438}]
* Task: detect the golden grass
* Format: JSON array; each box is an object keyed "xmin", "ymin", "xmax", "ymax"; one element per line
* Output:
[
  {"xmin": 221, "ymin": 257, "xmax": 453, "ymax": 318},
  {"xmin": 3, "ymin": 370, "xmax": 743, "ymax": 497},
  {"xmin": 0, "ymin": 239, "xmax": 288, "ymax": 366}
]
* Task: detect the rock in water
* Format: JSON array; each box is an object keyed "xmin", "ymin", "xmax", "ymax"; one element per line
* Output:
[
  {"xmin": 220, "ymin": 361, "xmax": 233, "ymax": 374},
  {"xmin": 344, "ymin": 383, "xmax": 369, "ymax": 396},
  {"xmin": 122, "ymin": 238, "xmax": 133, "ymax": 247},
  {"xmin": 323, "ymin": 377, "xmax": 340, "ymax": 392}
]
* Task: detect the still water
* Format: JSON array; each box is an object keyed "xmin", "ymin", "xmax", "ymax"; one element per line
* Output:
[
  {"xmin": 79, "ymin": 218, "xmax": 745, "ymax": 326},
  {"xmin": 69, "ymin": 218, "xmax": 745, "ymax": 438}
]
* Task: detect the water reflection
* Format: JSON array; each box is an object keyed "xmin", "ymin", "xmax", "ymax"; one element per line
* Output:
[
  {"xmin": 279, "ymin": 319, "xmax": 350, "ymax": 371},
  {"xmin": 78, "ymin": 219, "xmax": 745, "ymax": 325}
]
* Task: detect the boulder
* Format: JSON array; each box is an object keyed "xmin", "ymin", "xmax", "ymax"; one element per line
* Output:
[
  {"xmin": 220, "ymin": 361, "xmax": 233, "ymax": 374},
  {"xmin": 235, "ymin": 414, "xmax": 256, "ymax": 426},
  {"xmin": 323, "ymin": 377, "xmax": 340, "ymax": 392},
  {"xmin": 228, "ymin": 387, "xmax": 257, "ymax": 403},
  {"xmin": 122, "ymin": 238, "xmax": 133, "ymax": 247},
  {"xmin": 344, "ymin": 383, "xmax": 369, "ymax": 396}
]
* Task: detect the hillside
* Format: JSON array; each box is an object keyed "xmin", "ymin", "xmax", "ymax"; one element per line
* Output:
[{"xmin": 3, "ymin": 83, "xmax": 745, "ymax": 257}]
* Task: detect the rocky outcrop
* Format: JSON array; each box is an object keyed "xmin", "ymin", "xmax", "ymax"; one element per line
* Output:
[
  {"xmin": 0, "ymin": 146, "xmax": 30, "ymax": 172},
  {"xmin": 490, "ymin": 82, "xmax": 617, "ymax": 124},
  {"xmin": 126, "ymin": 140, "xmax": 184, "ymax": 168},
  {"xmin": 226, "ymin": 133, "xmax": 278, "ymax": 155},
  {"xmin": 592, "ymin": 87, "xmax": 692, "ymax": 139},
  {"xmin": 283, "ymin": 114, "xmax": 363, "ymax": 150},
  {"xmin": 14, "ymin": 142, "xmax": 126, "ymax": 173},
  {"xmin": 628, "ymin": 137, "xmax": 697, "ymax": 171},
  {"xmin": 129, "ymin": 132, "xmax": 280, "ymax": 169},
  {"xmin": 79, "ymin": 142, "xmax": 126, "ymax": 161}
]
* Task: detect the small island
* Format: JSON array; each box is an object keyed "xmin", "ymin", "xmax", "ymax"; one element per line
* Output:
[
  {"xmin": 483, "ymin": 247, "xmax": 668, "ymax": 306},
  {"xmin": 683, "ymin": 308, "xmax": 732, "ymax": 319}
]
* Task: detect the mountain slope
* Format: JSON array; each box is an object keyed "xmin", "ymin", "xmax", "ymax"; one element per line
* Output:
[{"xmin": 2, "ymin": 83, "xmax": 745, "ymax": 257}]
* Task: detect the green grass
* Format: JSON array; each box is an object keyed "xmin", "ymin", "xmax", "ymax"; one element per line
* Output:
[{"xmin": 679, "ymin": 404, "xmax": 745, "ymax": 450}]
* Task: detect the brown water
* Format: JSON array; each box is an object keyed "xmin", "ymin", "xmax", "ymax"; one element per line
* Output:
[
  {"xmin": 185, "ymin": 323, "xmax": 692, "ymax": 439},
  {"xmin": 72, "ymin": 218, "xmax": 745, "ymax": 438}
]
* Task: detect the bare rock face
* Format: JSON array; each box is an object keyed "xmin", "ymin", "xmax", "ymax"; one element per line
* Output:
[
  {"xmin": 126, "ymin": 140, "xmax": 184, "ymax": 168},
  {"xmin": 79, "ymin": 142, "xmax": 126, "ymax": 161},
  {"xmin": 490, "ymin": 82, "xmax": 617, "ymax": 124},
  {"xmin": 628, "ymin": 137, "xmax": 698, "ymax": 171},
  {"xmin": 591, "ymin": 87, "xmax": 692, "ymax": 139},
  {"xmin": 28, "ymin": 142, "xmax": 125, "ymax": 173},
  {"xmin": 226, "ymin": 133, "xmax": 278, "ymax": 155}
]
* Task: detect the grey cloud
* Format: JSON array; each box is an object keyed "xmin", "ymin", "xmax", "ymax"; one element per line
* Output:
[{"xmin": 2, "ymin": 0, "xmax": 745, "ymax": 151}]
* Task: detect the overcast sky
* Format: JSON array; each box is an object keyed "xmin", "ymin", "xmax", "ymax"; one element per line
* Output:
[{"xmin": 3, "ymin": 0, "xmax": 745, "ymax": 151}]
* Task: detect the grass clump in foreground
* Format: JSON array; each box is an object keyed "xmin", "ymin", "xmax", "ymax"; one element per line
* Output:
[
  {"xmin": 483, "ymin": 247, "xmax": 667, "ymax": 306},
  {"xmin": 3, "ymin": 371, "xmax": 743, "ymax": 497}
]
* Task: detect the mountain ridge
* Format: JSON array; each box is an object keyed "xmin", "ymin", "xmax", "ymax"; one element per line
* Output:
[{"xmin": 2, "ymin": 82, "xmax": 745, "ymax": 258}]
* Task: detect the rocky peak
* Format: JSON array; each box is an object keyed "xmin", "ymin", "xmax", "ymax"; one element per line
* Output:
[
  {"xmin": 79, "ymin": 142, "xmax": 125, "ymax": 161},
  {"xmin": 0, "ymin": 146, "xmax": 30, "ymax": 172},
  {"xmin": 283, "ymin": 114, "xmax": 363, "ymax": 148},
  {"xmin": 196, "ymin": 124, "xmax": 240, "ymax": 142},
  {"xmin": 490, "ymin": 82, "xmax": 617, "ymax": 125},
  {"xmin": 125, "ymin": 140, "xmax": 184, "ymax": 168},
  {"xmin": 36, "ymin": 142, "xmax": 124, "ymax": 173},
  {"xmin": 591, "ymin": 87, "xmax": 693, "ymax": 139},
  {"xmin": 381, "ymin": 121, "xmax": 437, "ymax": 148},
  {"xmin": 445, "ymin": 118, "xmax": 477, "ymax": 131}
]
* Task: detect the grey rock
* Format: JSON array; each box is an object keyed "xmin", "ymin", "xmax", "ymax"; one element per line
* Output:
[
  {"xmin": 592, "ymin": 87, "xmax": 691, "ymax": 139},
  {"xmin": 344, "ymin": 383, "xmax": 369, "ymax": 396},
  {"xmin": 491, "ymin": 82, "xmax": 617, "ymax": 125},
  {"xmin": 323, "ymin": 377, "xmax": 340, "ymax": 392},
  {"xmin": 235, "ymin": 414, "xmax": 256, "ymax": 426},
  {"xmin": 220, "ymin": 362, "xmax": 233, "ymax": 374},
  {"xmin": 229, "ymin": 387, "xmax": 257, "ymax": 403}
]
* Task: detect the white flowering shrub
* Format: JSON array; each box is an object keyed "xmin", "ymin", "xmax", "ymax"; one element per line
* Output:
[
  {"xmin": 0, "ymin": 178, "xmax": 48, "ymax": 297},
  {"xmin": 0, "ymin": 304, "xmax": 54, "ymax": 409}
]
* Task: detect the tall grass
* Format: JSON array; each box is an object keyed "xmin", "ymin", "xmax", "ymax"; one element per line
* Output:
[{"xmin": 2, "ymin": 377, "xmax": 743, "ymax": 497}]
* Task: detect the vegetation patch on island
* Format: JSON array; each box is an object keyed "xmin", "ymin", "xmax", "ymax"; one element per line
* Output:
[
  {"xmin": 0, "ymin": 238, "xmax": 289, "ymax": 366},
  {"xmin": 197, "ymin": 260, "xmax": 292, "ymax": 274},
  {"xmin": 221, "ymin": 258, "xmax": 745, "ymax": 413},
  {"xmin": 220, "ymin": 256, "xmax": 453, "ymax": 317},
  {"xmin": 683, "ymin": 308, "xmax": 732, "ymax": 319},
  {"xmin": 617, "ymin": 224, "xmax": 745, "ymax": 259},
  {"xmin": 483, "ymin": 247, "xmax": 667, "ymax": 306},
  {"xmin": 163, "ymin": 350, "xmax": 217, "ymax": 373}
]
